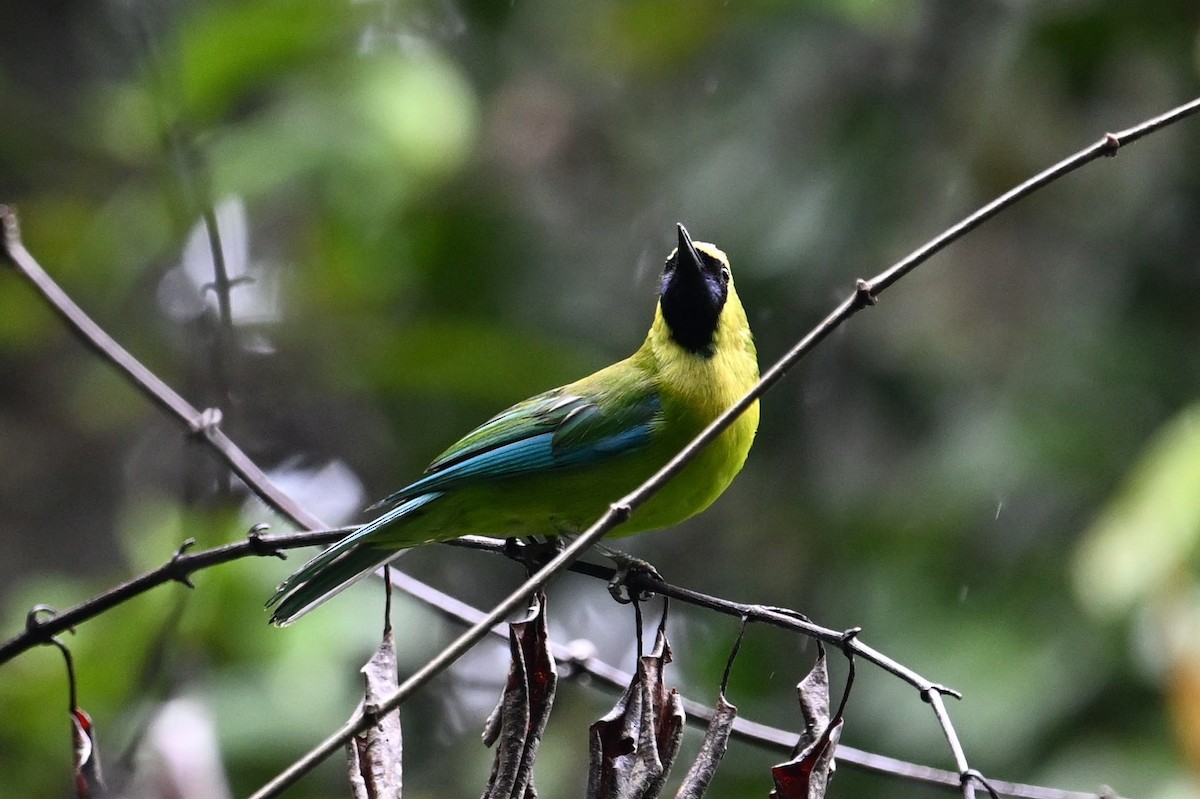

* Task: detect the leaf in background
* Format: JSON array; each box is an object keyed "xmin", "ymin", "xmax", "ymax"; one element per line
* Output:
[
  {"xmin": 481, "ymin": 592, "xmax": 557, "ymax": 799},
  {"xmin": 347, "ymin": 625, "xmax": 403, "ymax": 799},
  {"xmin": 673, "ymin": 693, "xmax": 737, "ymax": 799},
  {"xmin": 770, "ymin": 647, "xmax": 842, "ymax": 799},
  {"xmin": 71, "ymin": 708, "xmax": 105, "ymax": 799},
  {"xmin": 1073, "ymin": 402, "xmax": 1200, "ymax": 619},
  {"xmin": 587, "ymin": 623, "xmax": 684, "ymax": 799},
  {"xmin": 1162, "ymin": 590, "xmax": 1200, "ymax": 777}
]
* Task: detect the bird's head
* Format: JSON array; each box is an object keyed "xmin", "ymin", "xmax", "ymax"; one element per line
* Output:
[{"xmin": 659, "ymin": 223, "xmax": 733, "ymax": 357}]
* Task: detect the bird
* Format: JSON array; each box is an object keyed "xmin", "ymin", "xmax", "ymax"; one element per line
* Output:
[{"xmin": 268, "ymin": 224, "xmax": 759, "ymax": 625}]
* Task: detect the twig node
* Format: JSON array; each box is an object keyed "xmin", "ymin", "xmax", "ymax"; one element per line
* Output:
[
  {"xmin": 24, "ymin": 604, "xmax": 59, "ymax": 636},
  {"xmin": 247, "ymin": 524, "xmax": 286, "ymax": 559},
  {"xmin": 922, "ymin": 683, "xmax": 964, "ymax": 703},
  {"xmin": 188, "ymin": 407, "xmax": 224, "ymax": 435},
  {"xmin": 169, "ymin": 538, "xmax": 198, "ymax": 588},
  {"xmin": 854, "ymin": 279, "xmax": 878, "ymax": 307}
]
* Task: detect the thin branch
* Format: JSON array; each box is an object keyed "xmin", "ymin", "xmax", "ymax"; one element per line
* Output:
[
  {"xmin": 868, "ymin": 97, "xmax": 1200, "ymax": 297},
  {"xmin": 387, "ymin": 569, "xmax": 1115, "ymax": 799},
  {"xmin": 0, "ymin": 516, "xmax": 1115, "ymax": 799},
  {"xmin": 250, "ymin": 95, "xmax": 1200, "ymax": 795},
  {"xmin": 0, "ymin": 527, "xmax": 349, "ymax": 664},
  {"xmin": 0, "ymin": 206, "xmax": 322, "ymax": 532},
  {"xmin": 7, "ymin": 94, "xmax": 1193, "ymax": 799},
  {"xmin": 454, "ymin": 537, "xmax": 954, "ymax": 700}
]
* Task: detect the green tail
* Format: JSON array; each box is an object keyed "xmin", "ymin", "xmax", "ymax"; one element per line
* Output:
[
  {"xmin": 268, "ymin": 492, "xmax": 441, "ymax": 625},
  {"xmin": 266, "ymin": 536, "xmax": 400, "ymax": 626}
]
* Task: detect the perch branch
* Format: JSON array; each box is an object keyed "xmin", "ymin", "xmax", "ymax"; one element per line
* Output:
[
  {"xmin": 0, "ymin": 515, "xmax": 1115, "ymax": 798},
  {"xmin": 9, "ymin": 92, "xmax": 1194, "ymax": 799},
  {"xmin": 251, "ymin": 95, "xmax": 1200, "ymax": 796}
]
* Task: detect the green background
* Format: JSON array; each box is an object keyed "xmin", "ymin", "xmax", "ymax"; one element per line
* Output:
[{"xmin": 2, "ymin": 1, "xmax": 1200, "ymax": 797}]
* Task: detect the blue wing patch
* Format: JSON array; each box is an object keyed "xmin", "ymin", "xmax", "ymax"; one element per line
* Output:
[{"xmin": 369, "ymin": 390, "xmax": 661, "ymax": 510}]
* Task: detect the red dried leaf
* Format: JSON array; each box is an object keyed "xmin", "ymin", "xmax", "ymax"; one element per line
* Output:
[
  {"xmin": 72, "ymin": 708, "xmax": 106, "ymax": 798},
  {"xmin": 587, "ymin": 625, "xmax": 685, "ymax": 799},
  {"xmin": 768, "ymin": 720, "xmax": 842, "ymax": 799},
  {"xmin": 769, "ymin": 648, "xmax": 843, "ymax": 799},
  {"xmin": 482, "ymin": 592, "xmax": 557, "ymax": 799}
]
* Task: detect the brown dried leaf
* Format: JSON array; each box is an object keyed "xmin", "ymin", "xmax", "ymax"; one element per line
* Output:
[
  {"xmin": 794, "ymin": 647, "xmax": 830, "ymax": 753},
  {"xmin": 769, "ymin": 647, "xmax": 843, "ymax": 799},
  {"xmin": 482, "ymin": 592, "xmax": 557, "ymax": 799},
  {"xmin": 347, "ymin": 625, "xmax": 403, "ymax": 799},
  {"xmin": 72, "ymin": 708, "xmax": 106, "ymax": 798},
  {"xmin": 587, "ymin": 626, "xmax": 685, "ymax": 799},
  {"xmin": 673, "ymin": 693, "xmax": 737, "ymax": 799}
]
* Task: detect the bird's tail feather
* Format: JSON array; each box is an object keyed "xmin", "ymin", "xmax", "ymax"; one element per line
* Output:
[
  {"xmin": 267, "ymin": 493, "xmax": 441, "ymax": 626},
  {"xmin": 267, "ymin": 544, "xmax": 400, "ymax": 626}
]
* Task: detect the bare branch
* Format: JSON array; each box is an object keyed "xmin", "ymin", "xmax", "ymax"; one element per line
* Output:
[
  {"xmin": 250, "ymin": 95, "xmax": 1200, "ymax": 795},
  {"xmin": 10, "ymin": 91, "xmax": 1193, "ymax": 799},
  {"xmin": 388, "ymin": 569, "xmax": 1122, "ymax": 799},
  {"xmin": 0, "ymin": 527, "xmax": 351, "ymax": 665},
  {"xmin": 0, "ymin": 522, "xmax": 1114, "ymax": 798},
  {"xmin": 0, "ymin": 205, "xmax": 322, "ymax": 531}
]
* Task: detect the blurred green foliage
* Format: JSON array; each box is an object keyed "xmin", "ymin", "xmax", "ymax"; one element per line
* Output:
[{"xmin": 2, "ymin": 0, "xmax": 1200, "ymax": 797}]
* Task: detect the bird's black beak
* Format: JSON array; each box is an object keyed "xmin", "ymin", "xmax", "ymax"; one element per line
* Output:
[
  {"xmin": 660, "ymin": 222, "xmax": 727, "ymax": 356},
  {"xmin": 676, "ymin": 223, "xmax": 703, "ymax": 276}
]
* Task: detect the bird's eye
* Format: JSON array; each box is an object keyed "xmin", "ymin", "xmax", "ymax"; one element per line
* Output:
[{"xmin": 720, "ymin": 265, "xmax": 731, "ymax": 283}]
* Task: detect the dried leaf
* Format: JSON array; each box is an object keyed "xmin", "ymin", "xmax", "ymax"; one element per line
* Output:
[
  {"xmin": 482, "ymin": 592, "xmax": 557, "ymax": 799},
  {"xmin": 347, "ymin": 625, "xmax": 403, "ymax": 799},
  {"xmin": 769, "ymin": 648, "xmax": 843, "ymax": 799},
  {"xmin": 673, "ymin": 693, "xmax": 737, "ymax": 799},
  {"xmin": 72, "ymin": 708, "xmax": 106, "ymax": 798},
  {"xmin": 794, "ymin": 647, "xmax": 830, "ymax": 753},
  {"xmin": 587, "ymin": 625, "xmax": 685, "ymax": 799}
]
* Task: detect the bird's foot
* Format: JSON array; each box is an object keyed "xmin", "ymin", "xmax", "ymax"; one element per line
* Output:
[
  {"xmin": 595, "ymin": 543, "xmax": 663, "ymax": 604},
  {"xmin": 504, "ymin": 536, "xmax": 565, "ymax": 576}
]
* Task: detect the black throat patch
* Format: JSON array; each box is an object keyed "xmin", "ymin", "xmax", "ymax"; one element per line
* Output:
[{"xmin": 660, "ymin": 229, "xmax": 728, "ymax": 357}]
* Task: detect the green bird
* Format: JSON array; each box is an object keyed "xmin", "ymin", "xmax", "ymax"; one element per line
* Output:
[{"xmin": 268, "ymin": 224, "xmax": 759, "ymax": 625}]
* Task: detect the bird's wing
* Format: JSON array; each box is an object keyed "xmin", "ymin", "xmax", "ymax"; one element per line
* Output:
[{"xmin": 368, "ymin": 387, "xmax": 662, "ymax": 510}]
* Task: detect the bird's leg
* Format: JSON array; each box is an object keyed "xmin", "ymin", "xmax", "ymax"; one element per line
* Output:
[
  {"xmin": 593, "ymin": 542, "xmax": 663, "ymax": 604},
  {"xmin": 504, "ymin": 535, "xmax": 565, "ymax": 576}
]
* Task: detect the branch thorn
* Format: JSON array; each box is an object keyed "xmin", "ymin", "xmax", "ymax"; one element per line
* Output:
[
  {"xmin": 854, "ymin": 278, "xmax": 878, "ymax": 307},
  {"xmin": 921, "ymin": 683, "xmax": 964, "ymax": 703},
  {"xmin": 247, "ymin": 524, "xmax": 285, "ymax": 559},
  {"xmin": 25, "ymin": 604, "xmax": 64, "ymax": 637},
  {"xmin": 837, "ymin": 625, "xmax": 862, "ymax": 655},
  {"xmin": 1102, "ymin": 132, "xmax": 1121, "ymax": 156},
  {"xmin": 609, "ymin": 501, "xmax": 632, "ymax": 523},
  {"xmin": 201, "ymin": 275, "xmax": 255, "ymax": 296},
  {"xmin": 962, "ymin": 768, "xmax": 1001, "ymax": 799},
  {"xmin": 169, "ymin": 538, "xmax": 198, "ymax": 588}
]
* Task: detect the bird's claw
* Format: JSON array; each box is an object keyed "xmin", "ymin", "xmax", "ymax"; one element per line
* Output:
[
  {"xmin": 505, "ymin": 536, "xmax": 566, "ymax": 575},
  {"xmin": 603, "ymin": 551, "xmax": 663, "ymax": 604}
]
